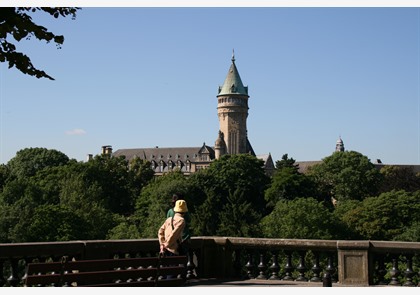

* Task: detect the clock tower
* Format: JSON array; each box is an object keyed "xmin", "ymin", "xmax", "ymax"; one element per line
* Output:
[{"xmin": 215, "ymin": 52, "xmax": 254, "ymax": 158}]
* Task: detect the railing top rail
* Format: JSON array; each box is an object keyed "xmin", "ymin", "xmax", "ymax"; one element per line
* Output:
[
  {"xmin": 369, "ymin": 240, "xmax": 420, "ymax": 253},
  {"xmin": 1, "ymin": 237, "xmax": 420, "ymax": 260},
  {"xmin": 196, "ymin": 236, "xmax": 338, "ymax": 251}
]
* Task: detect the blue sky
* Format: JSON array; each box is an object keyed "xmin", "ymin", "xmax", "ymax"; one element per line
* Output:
[{"xmin": 1, "ymin": 5, "xmax": 420, "ymax": 165}]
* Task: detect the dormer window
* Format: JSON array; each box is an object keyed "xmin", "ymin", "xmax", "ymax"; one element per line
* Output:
[
  {"xmin": 177, "ymin": 160, "xmax": 183, "ymax": 169},
  {"xmin": 159, "ymin": 160, "xmax": 166, "ymax": 172}
]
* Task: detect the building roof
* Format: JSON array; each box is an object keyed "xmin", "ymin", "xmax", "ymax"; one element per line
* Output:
[
  {"xmin": 257, "ymin": 154, "xmax": 274, "ymax": 164},
  {"xmin": 296, "ymin": 161, "xmax": 323, "ymax": 174},
  {"xmin": 113, "ymin": 146, "xmax": 214, "ymax": 163},
  {"xmin": 296, "ymin": 160, "xmax": 420, "ymax": 174},
  {"xmin": 217, "ymin": 53, "xmax": 248, "ymax": 97}
]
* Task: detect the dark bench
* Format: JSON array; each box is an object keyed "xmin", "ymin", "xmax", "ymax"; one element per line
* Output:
[{"xmin": 24, "ymin": 255, "xmax": 188, "ymax": 287}]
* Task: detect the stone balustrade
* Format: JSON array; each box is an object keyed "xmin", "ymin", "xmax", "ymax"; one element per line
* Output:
[{"xmin": 0, "ymin": 237, "xmax": 419, "ymax": 287}]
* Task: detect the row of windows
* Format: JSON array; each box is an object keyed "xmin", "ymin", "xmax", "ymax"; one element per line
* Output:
[
  {"xmin": 150, "ymin": 154, "xmax": 197, "ymax": 160},
  {"xmin": 218, "ymin": 97, "xmax": 247, "ymax": 106},
  {"xmin": 151, "ymin": 161, "xmax": 191, "ymax": 172},
  {"xmin": 151, "ymin": 160, "xmax": 191, "ymax": 169}
]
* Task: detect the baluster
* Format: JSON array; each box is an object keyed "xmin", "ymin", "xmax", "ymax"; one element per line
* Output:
[
  {"xmin": 0, "ymin": 259, "xmax": 6, "ymax": 286},
  {"xmin": 7, "ymin": 259, "xmax": 20, "ymax": 287},
  {"xmin": 21, "ymin": 257, "xmax": 32, "ymax": 285},
  {"xmin": 50, "ymin": 256, "xmax": 59, "ymax": 287},
  {"xmin": 282, "ymin": 251, "xmax": 294, "ymax": 281},
  {"xmin": 325, "ymin": 253, "xmax": 337, "ymax": 283},
  {"xmin": 322, "ymin": 272, "xmax": 332, "ymax": 287},
  {"xmin": 126, "ymin": 253, "xmax": 134, "ymax": 283},
  {"xmin": 310, "ymin": 252, "xmax": 322, "ymax": 282},
  {"xmin": 245, "ymin": 252, "xmax": 255, "ymax": 279},
  {"xmin": 186, "ymin": 249, "xmax": 196, "ymax": 279},
  {"xmin": 388, "ymin": 256, "xmax": 400, "ymax": 286},
  {"xmin": 295, "ymin": 251, "xmax": 308, "ymax": 281},
  {"xmin": 61, "ymin": 257, "xmax": 71, "ymax": 287},
  {"xmin": 233, "ymin": 249, "xmax": 242, "ymax": 279},
  {"xmin": 268, "ymin": 252, "xmax": 280, "ymax": 280},
  {"xmin": 375, "ymin": 254, "xmax": 388, "ymax": 285},
  {"xmin": 256, "ymin": 253, "xmax": 267, "ymax": 280},
  {"xmin": 418, "ymin": 267, "xmax": 420, "ymax": 287},
  {"xmin": 403, "ymin": 254, "xmax": 415, "ymax": 287}
]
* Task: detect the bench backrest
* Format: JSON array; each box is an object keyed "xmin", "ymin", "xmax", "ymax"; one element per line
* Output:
[{"xmin": 25, "ymin": 256, "xmax": 187, "ymax": 287}]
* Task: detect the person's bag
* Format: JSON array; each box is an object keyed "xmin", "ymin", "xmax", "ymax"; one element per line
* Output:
[{"xmin": 171, "ymin": 216, "xmax": 189, "ymax": 256}]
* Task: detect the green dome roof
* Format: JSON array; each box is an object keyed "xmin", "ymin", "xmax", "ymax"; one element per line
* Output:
[{"xmin": 218, "ymin": 54, "xmax": 248, "ymax": 97}]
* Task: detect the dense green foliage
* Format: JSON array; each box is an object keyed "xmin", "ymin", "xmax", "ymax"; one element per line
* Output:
[
  {"xmin": 339, "ymin": 190, "xmax": 420, "ymax": 240},
  {"xmin": 0, "ymin": 149, "xmax": 153, "ymax": 242},
  {"xmin": 190, "ymin": 154, "xmax": 269, "ymax": 237},
  {"xmin": 0, "ymin": 147, "xmax": 419, "ymax": 243},
  {"xmin": 261, "ymin": 197, "xmax": 335, "ymax": 239},
  {"xmin": 378, "ymin": 165, "xmax": 420, "ymax": 193},
  {"xmin": 306, "ymin": 151, "xmax": 383, "ymax": 202}
]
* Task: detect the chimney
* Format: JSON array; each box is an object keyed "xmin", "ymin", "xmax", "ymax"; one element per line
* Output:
[
  {"xmin": 101, "ymin": 145, "xmax": 113, "ymax": 155},
  {"xmin": 86, "ymin": 154, "xmax": 93, "ymax": 161}
]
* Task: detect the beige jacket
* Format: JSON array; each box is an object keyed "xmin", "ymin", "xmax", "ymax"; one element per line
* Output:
[{"xmin": 158, "ymin": 213, "xmax": 185, "ymax": 255}]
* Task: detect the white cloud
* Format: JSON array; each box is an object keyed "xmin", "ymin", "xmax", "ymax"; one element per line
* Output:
[{"xmin": 65, "ymin": 128, "xmax": 87, "ymax": 136}]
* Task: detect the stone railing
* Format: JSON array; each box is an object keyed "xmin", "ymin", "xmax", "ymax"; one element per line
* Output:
[{"xmin": 1, "ymin": 237, "xmax": 419, "ymax": 287}]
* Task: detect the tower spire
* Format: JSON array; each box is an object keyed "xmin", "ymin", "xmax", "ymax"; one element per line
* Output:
[{"xmin": 216, "ymin": 53, "xmax": 253, "ymax": 156}]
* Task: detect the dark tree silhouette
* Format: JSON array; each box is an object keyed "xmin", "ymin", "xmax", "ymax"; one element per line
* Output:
[{"xmin": 0, "ymin": 7, "xmax": 79, "ymax": 80}]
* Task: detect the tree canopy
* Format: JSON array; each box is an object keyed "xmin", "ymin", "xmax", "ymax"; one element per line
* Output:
[
  {"xmin": 1, "ymin": 146, "xmax": 419, "ymax": 243},
  {"xmin": 339, "ymin": 190, "xmax": 420, "ymax": 241},
  {"xmin": 0, "ymin": 7, "xmax": 79, "ymax": 80},
  {"xmin": 261, "ymin": 197, "xmax": 335, "ymax": 239},
  {"xmin": 307, "ymin": 151, "xmax": 382, "ymax": 202},
  {"xmin": 378, "ymin": 165, "xmax": 420, "ymax": 193},
  {"xmin": 190, "ymin": 154, "xmax": 269, "ymax": 237},
  {"xmin": 6, "ymin": 147, "xmax": 70, "ymax": 180}
]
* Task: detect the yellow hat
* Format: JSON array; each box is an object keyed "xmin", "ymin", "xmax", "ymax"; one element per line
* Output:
[{"xmin": 174, "ymin": 200, "xmax": 188, "ymax": 213}]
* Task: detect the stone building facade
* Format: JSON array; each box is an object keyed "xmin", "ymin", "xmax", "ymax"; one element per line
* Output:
[{"xmin": 111, "ymin": 54, "xmax": 275, "ymax": 176}]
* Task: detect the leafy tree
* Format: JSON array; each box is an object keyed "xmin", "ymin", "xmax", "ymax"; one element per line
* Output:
[
  {"xmin": 128, "ymin": 157, "xmax": 155, "ymax": 197},
  {"xmin": 191, "ymin": 154, "xmax": 269, "ymax": 237},
  {"xmin": 13, "ymin": 204, "xmax": 88, "ymax": 242},
  {"xmin": 191, "ymin": 187, "xmax": 220, "ymax": 236},
  {"xmin": 0, "ymin": 152, "xmax": 128, "ymax": 242},
  {"xmin": 217, "ymin": 189, "xmax": 262, "ymax": 237},
  {"xmin": 331, "ymin": 199, "xmax": 365, "ymax": 239},
  {"xmin": 378, "ymin": 165, "xmax": 420, "ymax": 193},
  {"xmin": 275, "ymin": 153, "xmax": 299, "ymax": 171},
  {"xmin": 0, "ymin": 178, "xmax": 30, "ymax": 205},
  {"xmin": 261, "ymin": 197, "xmax": 335, "ymax": 239},
  {"xmin": 107, "ymin": 216, "xmax": 142, "ymax": 240},
  {"xmin": 265, "ymin": 166, "xmax": 315, "ymax": 208},
  {"xmin": 0, "ymin": 179, "xmax": 45, "ymax": 242},
  {"xmin": 339, "ymin": 190, "xmax": 420, "ymax": 241},
  {"xmin": 83, "ymin": 155, "xmax": 135, "ymax": 215},
  {"xmin": 307, "ymin": 151, "xmax": 382, "ymax": 202},
  {"xmin": 205, "ymin": 154, "xmax": 269, "ymax": 210},
  {"xmin": 0, "ymin": 7, "xmax": 79, "ymax": 80},
  {"xmin": 7, "ymin": 147, "xmax": 70, "ymax": 180},
  {"xmin": 395, "ymin": 221, "xmax": 420, "ymax": 242},
  {"xmin": 0, "ymin": 164, "xmax": 8, "ymax": 191}
]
